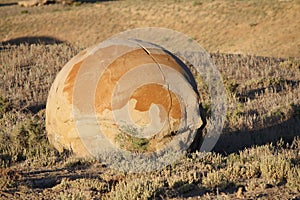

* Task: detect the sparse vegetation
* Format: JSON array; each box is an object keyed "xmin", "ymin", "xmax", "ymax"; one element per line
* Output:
[
  {"xmin": 0, "ymin": 0, "xmax": 300, "ymax": 199},
  {"xmin": 0, "ymin": 106, "xmax": 55, "ymax": 167},
  {"xmin": 0, "ymin": 43, "xmax": 298, "ymax": 199},
  {"xmin": 115, "ymin": 125, "xmax": 150, "ymax": 153}
]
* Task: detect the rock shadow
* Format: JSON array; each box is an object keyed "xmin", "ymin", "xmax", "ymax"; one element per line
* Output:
[
  {"xmin": 212, "ymin": 114, "xmax": 300, "ymax": 154},
  {"xmin": 0, "ymin": 36, "xmax": 66, "ymax": 50},
  {"xmin": 0, "ymin": 2, "xmax": 17, "ymax": 7},
  {"xmin": 237, "ymin": 79, "xmax": 300, "ymax": 103},
  {"xmin": 75, "ymin": 0, "xmax": 117, "ymax": 2},
  {"xmin": 18, "ymin": 163, "xmax": 105, "ymax": 189},
  {"xmin": 153, "ymin": 181, "xmax": 239, "ymax": 199}
]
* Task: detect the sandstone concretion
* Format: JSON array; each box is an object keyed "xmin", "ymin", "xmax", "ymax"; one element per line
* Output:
[
  {"xmin": 46, "ymin": 39, "xmax": 203, "ymax": 158},
  {"xmin": 18, "ymin": 0, "xmax": 73, "ymax": 7},
  {"xmin": 18, "ymin": 0, "xmax": 50, "ymax": 7}
]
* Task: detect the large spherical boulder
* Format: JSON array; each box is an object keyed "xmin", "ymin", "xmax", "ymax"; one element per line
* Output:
[{"xmin": 46, "ymin": 39, "xmax": 202, "ymax": 157}]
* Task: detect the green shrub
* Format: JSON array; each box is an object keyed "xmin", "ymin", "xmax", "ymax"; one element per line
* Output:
[
  {"xmin": 0, "ymin": 113, "xmax": 59, "ymax": 167},
  {"xmin": 115, "ymin": 125, "xmax": 150, "ymax": 153}
]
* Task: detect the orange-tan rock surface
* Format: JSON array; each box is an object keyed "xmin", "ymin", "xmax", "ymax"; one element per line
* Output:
[{"xmin": 46, "ymin": 39, "xmax": 202, "ymax": 157}]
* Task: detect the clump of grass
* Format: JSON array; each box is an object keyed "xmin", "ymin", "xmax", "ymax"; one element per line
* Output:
[
  {"xmin": 279, "ymin": 58, "xmax": 300, "ymax": 69},
  {"xmin": 20, "ymin": 10, "xmax": 29, "ymax": 14},
  {"xmin": 108, "ymin": 178, "xmax": 164, "ymax": 200},
  {"xmin": 223, "ymin": 77, "xmax": 239, "ymax": 94},
  {"xmin": 116, "ymin": 133, "xmax": 149, "ymax": 153},
  {"xmin": 0, "ymin": 96, "xmax": 11, "ymax": 118},
  {"xmin": 58, "ymin": 191, "xmax": 86, "ymax": 200},
  {"xmin": 202, "ymin": 170, "xmax": 230, "ymax": 190},
  {"xmin": 115, "ymin": 125, "xmax": 150, "ymax": 153},
  {"xmin": 259, "ymin": 153, "xmax": 291, "ymax": 185},
  {"xmin": 225, "ymin": 159, "xmax": 260, "ymax": 181},
  {"xmin": 193, "ymin": 0, "xmax": 202, "ymax": 6},
  {"xmin": 0, "ymin": 168, "xmax": 19, "ymax": 190},
  {"xmin": 0, "ymin": 110, "xmax": 60, "ymax": 167},
  {"xmin": 287, "ymin": 167, "xmax": 300, "ymax": 193},
  {"xmin": 72, "ymin": 1, "xmax": 82, "ymax": 6},
  {"xmin": 64, "ymin": 158, "xmax": 94, "ymax": 170},
  {"xmin": 53, "ymin": 177, "xmax": 110, "ymax": 198}
]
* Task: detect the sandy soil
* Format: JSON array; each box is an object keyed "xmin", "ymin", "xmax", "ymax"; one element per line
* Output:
[
  {"xmin": 0, "ymin": 0, "xmax": 300, "ymax": 58},
  {"xmin": 0, "ymin": 1, "xmax": 300, "ymax": 199}
]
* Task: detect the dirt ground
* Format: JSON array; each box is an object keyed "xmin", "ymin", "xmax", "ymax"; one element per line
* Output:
[
  {"xmin": 0, "ymin": 0, "xmax": 300, "ymax": 199},
  {"xmin": 0, "ymin": 0, "xmax": 300, "ymax": 58}
]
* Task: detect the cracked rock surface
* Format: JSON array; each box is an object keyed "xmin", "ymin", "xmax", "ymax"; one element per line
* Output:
[{"xmin": 46, "ymin": 39, "xmax": 202, "ymax": 157}]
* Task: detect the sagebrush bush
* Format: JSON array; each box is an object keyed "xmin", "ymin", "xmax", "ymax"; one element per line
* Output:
[
  {"xmin": 287, "ymin": 167, "xmax": 300, "ymax": 193},
  {"xmin": 108, "ymin": 178, "xmax": 164, "ymax": 200},
  {"xmin": 259, "ymin": 153, "xmax": 291, "ymax": 185},
  {"xmin": 0, "ymin": 111, "xmax": 59, "ymax": 167},
  {"xmin": 202, "ymin": 170, "xmax": 230, "ymax": 190}
]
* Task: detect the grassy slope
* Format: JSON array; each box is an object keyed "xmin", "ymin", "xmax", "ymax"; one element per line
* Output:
[
  {"xmin": 0, "ymin": 0, "xmax": 300, "ymax": 199},
  {"xmin": 0, "ymin": 0, "xmax": 300, "ymax": 58}
]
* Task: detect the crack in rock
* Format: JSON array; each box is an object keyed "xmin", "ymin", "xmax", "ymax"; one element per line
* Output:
[{"xmin": 135, "ymin": 41, "xmax": 174, "ymax": 134}]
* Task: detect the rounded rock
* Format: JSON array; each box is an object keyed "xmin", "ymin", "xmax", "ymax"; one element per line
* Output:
[{"xmin": 46, "ymin": 39, "xmax": 202, "ymax": 157}]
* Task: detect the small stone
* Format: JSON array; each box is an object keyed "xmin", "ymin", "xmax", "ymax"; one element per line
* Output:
[
  {"xmin": 18, "ymin": 0, "xmax": 73, "ymax": 7},
  {"xmin": 236, "ymin": 187, "xmax": 243, "ymax": 198},
  {"xmin": 18, "ymin": 0, "xmax": 40, "ymax": 7}
]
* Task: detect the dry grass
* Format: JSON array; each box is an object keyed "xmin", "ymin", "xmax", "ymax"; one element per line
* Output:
[
  {"xmin": 1, "ymin": 0, "xmax": 300, "ymax": 58},
  {"xmin": 0, "ymin": 42, "xmax": 299, "ymax": 199},
  {"xmin": 0, "ymin": 43, "xmax": 82, "ymax": 109},
  {"xmin": 0, "ymin": 0, "xmax": 300, "ymax": 199}
]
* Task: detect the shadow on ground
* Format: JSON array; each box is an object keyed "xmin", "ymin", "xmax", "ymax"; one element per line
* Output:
[
  {"xmin": 169, "ymin": 107, "xmax": 300, "ymax": 199},
  {"xmin": 237, "ymin": 79, "xmax": 300, "ymax": 103},
  {"xmin": 22, "ymin": 168, "xmax": 103, "ymax": 189},
  {"xmin": 75, "ymin": 0, "xmax": 117, "ymax": 2},
  {"xmin": 0, "ymin": 0, "xmax": 117, "ymax": 7},
  {"xmin": 0, "ymin": 36, "xmax": 66, "ymax": 49},
  {"xmin": 212, "ymin": 115, "xmax": 300, "ymax": 154},
  {"xmin": 0, "ymin": 2, "xmax": 17, "ymax": 7}
]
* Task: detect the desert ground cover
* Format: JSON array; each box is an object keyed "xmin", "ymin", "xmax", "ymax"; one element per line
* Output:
[
  {"xmin": 1, "ymin": 0, "xmax": 300, "ymax": 58},
  {"xmin": 0, "ymin": 0, "xmax": 300, "ymax": 199}
]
